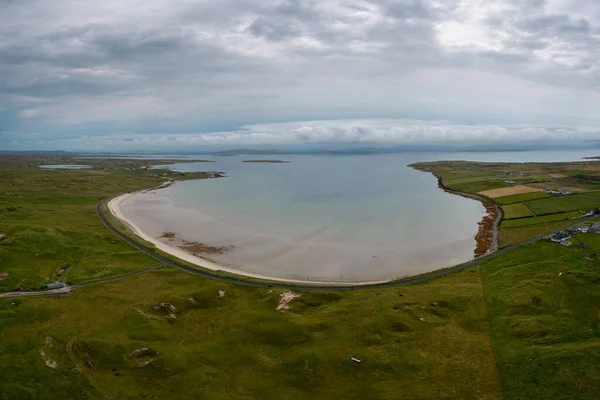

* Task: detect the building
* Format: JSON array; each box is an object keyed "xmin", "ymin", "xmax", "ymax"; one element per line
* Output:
[
  {"xmin": 590, "ymin": 222, "xmax": 600, "ymax": 233},
  {"xmin": 545, "ymin": 188, "xmax": 573, "ymax": 196},
  {"xmin": 46, "ymin": 282, "xmax": 64, "ymax": 290},
  {"xmin": 578, "ymin": 226, "xmax": 590, "ymax": 233},
  {"xmin": 60, "ymin": 263, "xmax": 70, "ymax": 270},
  {"xmin": 550, "ymin": 232, "xmax": 570, "ymax": 243}
]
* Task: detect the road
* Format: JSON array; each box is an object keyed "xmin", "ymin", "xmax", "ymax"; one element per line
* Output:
[
  {"xmin": 1, "ymin": 203, "xmax": 594, "ymax": 298},
  {"xmin": 0, "ymin": 264, "xmax": 164, "ymax": 298}
]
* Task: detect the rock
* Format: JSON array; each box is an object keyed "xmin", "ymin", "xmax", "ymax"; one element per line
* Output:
[
  {"xmin": 277, "ymin": 291, "xmax": 300, "ymax": 311},
  {"xmin": 153, "ymin": 302, "xmax": 176, "ymax": 312}
]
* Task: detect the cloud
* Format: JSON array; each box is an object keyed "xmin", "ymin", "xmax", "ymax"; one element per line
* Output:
[
  {"xmin": 18, "ymin": 109, "xmax": 39, "ymax": 118},
  {"xmin": 2, "ymin": 0, "xmax": 600, "ymax": 149},
  {"xmin": 4, "ymin": 119, "xmax": 598, "ymax": 150}
]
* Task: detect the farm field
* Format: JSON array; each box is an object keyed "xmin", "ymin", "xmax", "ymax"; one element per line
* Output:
[
  {"xmin": 413, "ymin": 160, "xmax": 600, "ymax": 249},
  {"xmin": 1, "ymin": 155, "xmax": 600, "ymax": 398},
  {"xmin": 478, "ymin": 185, "xmax": 543, "ymax": 199},
  {"xmin": 500, "ymin": 211, "xmax": 583, "ymax": 228},
  {"xmin": 502, "ymin": 203, "xmax": 534, "ymax": 219},
  {"xmin": 526, "ymin": 192, "xmax": 600, "ymax": 215},
  {"xmin": 494, "ymin": 191, "xmax": 551, "ymax": 205}
]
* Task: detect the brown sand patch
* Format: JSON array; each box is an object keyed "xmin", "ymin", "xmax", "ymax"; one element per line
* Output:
[
  {"xmin": 40, "ymin": 336, "xmax": 58, "ymax": 369},
  {"xmin": 179, "ymin": 241, "xmax": 229, "ymax": 254},
  {"xmin": 548, "ymin": 173, "xmax": 567, "ymax": 178},
  {"xmin": 160, "ymin": 232, "xmax": 230, "ymax": 255},
  {"xmin": 277, "ymin": 291, "xmax": 300, "ymax": 311},
  {"xmin": 478, "ymin": 185, "xmax": 543, "ymax": 199}
]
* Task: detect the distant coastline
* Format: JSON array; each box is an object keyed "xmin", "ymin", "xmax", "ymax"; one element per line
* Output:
[{"xmin": 242, "ymin": 160, "xmax": 290, "ymax": 163}]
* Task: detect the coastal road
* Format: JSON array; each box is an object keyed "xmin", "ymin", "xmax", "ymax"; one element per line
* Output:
[
  {"xmin": 94, "ymin": 199, "xmax": 600, "ymax": 292},
  {"xmin": 0, "ymin": 263, "xmax": 164, "ymax": 298}
]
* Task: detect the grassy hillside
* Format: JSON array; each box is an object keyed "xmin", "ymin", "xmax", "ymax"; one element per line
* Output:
[{"xmin": 1, "ymin": 155, "xmax": 600, "ymax": 399}]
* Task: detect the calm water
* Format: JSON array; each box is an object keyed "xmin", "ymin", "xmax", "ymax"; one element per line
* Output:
[{"xmin": 120, "ymin": 149, "xmax": 599, "ymax": 282}]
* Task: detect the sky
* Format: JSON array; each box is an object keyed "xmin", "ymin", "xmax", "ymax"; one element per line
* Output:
[{"xmin": 2, "ymin": 0, "xmax": 600, "ymax": 151}]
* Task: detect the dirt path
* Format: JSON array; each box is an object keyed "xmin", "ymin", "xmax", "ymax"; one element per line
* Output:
[{"xmin": 0, "ymin": 264, "xmax": 164, "ymax": 298}]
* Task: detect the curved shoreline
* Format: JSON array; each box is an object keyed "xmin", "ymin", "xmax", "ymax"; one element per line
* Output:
[
  {"xmin": 425, "ymin": 171, "xmax": 502, "ymax": 256},
  {"xmin": 107, "ymin": 166, "xmax": 495, "ymax": 286},
  {"xmin": 108, "ymin": 186, "xmax": 390, "ymax": 286}
]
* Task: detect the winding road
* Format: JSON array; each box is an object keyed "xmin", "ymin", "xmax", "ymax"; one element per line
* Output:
[
  {"xmin": 93, "ymin": 199, "xmax": 599, "ymax": 291},
  {"xmin": 2, "ymin": 200, "xmax": 596, "ymax": 298}
]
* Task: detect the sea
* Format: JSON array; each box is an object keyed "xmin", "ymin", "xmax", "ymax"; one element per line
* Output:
[{"xmin": 118, "ymin": 149, "xmax": 600, "ymax": 282}]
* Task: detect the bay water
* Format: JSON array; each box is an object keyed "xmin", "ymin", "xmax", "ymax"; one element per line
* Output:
[{"xmin": 119, "ymin": 149, "xmax": 598, "ymax": 282}]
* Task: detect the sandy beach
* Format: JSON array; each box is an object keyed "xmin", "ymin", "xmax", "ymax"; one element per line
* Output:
[{"xmin": 108, "ymin": 184, "xmax": 390, "ymax": 286}]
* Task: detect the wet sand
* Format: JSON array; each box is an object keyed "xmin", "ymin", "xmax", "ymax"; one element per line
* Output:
[{"xmin": 108, "ymin": 186, "xmax": 391, "ymax": 286}]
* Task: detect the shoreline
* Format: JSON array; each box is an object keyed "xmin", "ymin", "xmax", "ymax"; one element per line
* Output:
[
  {"xmin": 414, "ymin": 169, "xmax": 502, "ymax": 256},
  {"xmin": 108, "ymin": 184, "xmax": 391, "ymax": 286}
]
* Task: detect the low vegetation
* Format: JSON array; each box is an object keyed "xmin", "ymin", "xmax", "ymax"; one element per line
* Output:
[{"xmin": 1, "ymin": 155, "xmax": 600, "ymax": 399}]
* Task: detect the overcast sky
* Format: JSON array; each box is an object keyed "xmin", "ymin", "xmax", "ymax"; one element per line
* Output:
[{"xmin": 2, "ymin": 0, "xmax": 600, "ymax": 150}]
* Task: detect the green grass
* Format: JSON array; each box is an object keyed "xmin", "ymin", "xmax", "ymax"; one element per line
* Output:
[
  {"xmin": 522, "ymin": 174, "xmax": 552, "ymax": 180},
  {"xmin": 2, "ymin": 156, "xmax": 600, "ymax": 399},
  {"xmin": 573, "ymin": 233, "xmax": 600, "ymax": 252},
  {"xmin": 499, "ymin": 220, "xmax": 577, "ymax": 247},
  {"xmin": 494, "ymin": 192, "xmax": 551, "ymax": 205},
  {"xmin": 500, "ymin": 211, "xmax": 583, "ymax": 228},
  {"xmin": 0, "ymin": 157, "xmax": 218, "ymax": 291},
  {"xmin": 481, "ymin": 240, "xmax": 600, "ymax": 399},
  {"xmin": 527, "ymin": 192, "xmax": 600, "ymax": 215},
  {"xmin": 447, "ymin": 180, "xmax": 507, "ymax": 194},
  {"xmin": 0, "ymin": 264, "xmax": 502, "ymax": 399},
  {"xmin": 561, "ymin": 169, "xmax": 595, "ymax": 176},
  {"xmin": 502, "ymin": 203, "xmax": 534, "ymax": 219}
]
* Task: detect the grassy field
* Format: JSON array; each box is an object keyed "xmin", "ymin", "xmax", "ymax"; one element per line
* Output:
[
  {"xmin": 1, "ymin": 155, "xmax": 600, "ymax": 399},
  {"xmin": 498, "ymin": 220, "xmax": 579, "ymax": 247},
  {"xmin": 526, "ymin": 192, "xmax": 600, "ymax": 215},
  {"xmin": 502, "ymin": 203, "xmax": 534, "ymax": 219},
  {"xmin": 0, "ymin": 156, "xmax": 217, "ymax": 292},
  {"xmin": 481, "ymin": 240, "xmax": 600, "ymax": 399},
  {"xmin": 413, "ymin": 160, "xmax": 600, "ymax": 250},
  {"xmin": 494, "ymin": 192, "xmax": 550, "ymax": 205},
  {"xmin": 500, "ymin": 211, "xmax": 583, "ymax": 228}
]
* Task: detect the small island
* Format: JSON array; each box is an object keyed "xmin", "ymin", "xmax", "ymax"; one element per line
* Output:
[{"xmin": 242, "ymin": 160, "xmax": 290, "ymax": 163}]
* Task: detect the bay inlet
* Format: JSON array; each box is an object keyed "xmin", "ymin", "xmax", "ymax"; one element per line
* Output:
[{"xmin": 116, "ymin": 150, "xmax": 598, "ymax": 283}]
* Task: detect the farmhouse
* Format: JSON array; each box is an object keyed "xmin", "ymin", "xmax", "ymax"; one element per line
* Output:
[
  {"xmin": 590, "ymin": 222, "xmax": 600, "ymax": 233},
  {"xmin": 46, "ymin": 282, "xmax": 64, "ymax": 290},
  {"xmin": 545, "ymin": 188, "xmax": 573, "ymax": 195},
  {"xmin": 551, "ymin": 232, "xmax": 570, "ymax": 243}
]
